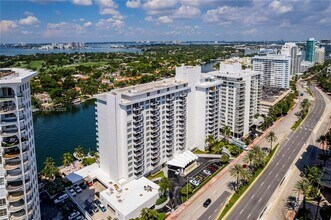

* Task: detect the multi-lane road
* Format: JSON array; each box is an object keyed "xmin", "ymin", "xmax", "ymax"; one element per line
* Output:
[{"xmin": 226, "ymin": 85, "xmax": 326, "ymax": 220}]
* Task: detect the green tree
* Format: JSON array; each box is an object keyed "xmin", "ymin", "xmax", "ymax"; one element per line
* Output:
[
  {"xmin": 222, "ymin": 125, "xmax": 232, "ymax": 142},
  {"xmin": 41, "ymin": 157, "xmax": 58, "ymax": 179},
  {"xmin": 295, "ymin": 179, "xmax": 310, "ymax": 218},
  {"xmin": 313, "ymin": 193, "xmax": 324, "ymax": 220},
  {"xmin": 266, "ymin": 131, "xmax": 277, "ymax": 152},
  {"xmin": 74, "ymin": 146, "xmax": 85, "ymax": 159},
  {"xmin": 229, "ymin": 164, "xmax": 244, "ymax": 192},
  {"xmin": 180, "ymin": 183, "xmax": 193, "ymax": 196},
  {"xmin": 205, "ymin": 134, "xmax": 216, "ymax": 152},
  {"xmin": 252, "ymin": 145, "xmax": 265, "ymax": 167},
  {"xmin": 62, "ymin": 152, "xmax": 74, "ymax": 167},
  {"xmin": 158, "ymin": 177, "xmax": 172, "ymax": 196},
  {"xmin": 220, "ymin": 154, "xmax": 230, "ymax": 164},
  {"xmin": 244, "ymin": 150, "xmax": 255, "ymax": 167},
  {"xmin": 139, "ymin": 208, "xmax": 159, "ymax": 220}
]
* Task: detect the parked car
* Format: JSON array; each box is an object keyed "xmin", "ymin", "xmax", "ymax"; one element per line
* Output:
[
  {"xmin": 98, "ymin": 203, "xmax": 107, "ymax": 212},
  {"xmin": 75, "ymin": 216, "xmax": 84, "ymax": 220},
  {"xmin": 54, "ymin": 193, "xmax": 69, "ymax": 204},
  {"xmin": 203, "ymin": 198, "xmax": 212, "ymax": 207},
  {"xmin": 189, "ymin": 179, "xmax": 200, "ymax": 187},
  {"xmin": 84, "ymin": 206, "xmax": 94, "ymax": 216},
  {"xmin": 68, "ymin": 211, "xmax": 80, "ymax": 220},
  {"xmin": 92, "ymin": 203, "xmax": 99, "ymax": 213},
  {"xmin": 68, "ymin": 188, "xmax": 77, "ymax": 196},
  {"xmin": 94, "ymin": 199, "xmax": 101, "ymax": 206},
  {"xmin": 74, "ymin": 185, "xmax": 82, "ymax": 194},
  {"xmin": 80, "ymin": 183, "xmax": 87, "ymax": 190},
  {"xmin": 203, "ymin": 169, "xmax": 211, "ymax": 176},
  {"xmin": 85, "ymin": 198, "xmax": 94, "ymax": 207}
]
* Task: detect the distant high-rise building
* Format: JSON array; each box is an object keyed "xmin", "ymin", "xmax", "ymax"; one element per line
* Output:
[
  {"xmin": 315, "ymin": 46, "xmax": 325, "ymax": 64},
  {"xmin": 252, "ymin": 54, "xmax": 291, "ymax": 89},
  {"xmin": 305, "ymin": 38, "xmax": 316, "ymax": 62},
  {"xmin": 0, "ymin": 68, "xmax": 41, "ymax": 220},
  {"xmin": 281, "ymin": 42, "xmax": 301, "ymax": 75}
]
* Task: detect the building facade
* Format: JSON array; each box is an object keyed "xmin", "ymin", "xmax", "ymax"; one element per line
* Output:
[
  {"xmin": 252, "ymin": 54, "xmax": 291, "ymax": 89},
  {"xmin": 315, "ymin": 46, "xmax": 325, "ymax": 64},
  {"xmin": 0, "ymin": 68, "xmax": 40, "ymax": 220},
  {"xmin": 95, "ymin": 63, "xmax": 262, "ymax": 181},
  {"xmin": 305, "ymin": 37, "xmax": 316, "ymax": 62},
  {"xmin": 281, "ymin": 42, "xmax": 301, "ymax": 75}
]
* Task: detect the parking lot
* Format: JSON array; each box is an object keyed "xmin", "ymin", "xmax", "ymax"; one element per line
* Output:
[
  {"xmin": 67, "ymin": 181, "xmax": 113, "ymax": 220},
  {"xmin": 168, "ymin": 158, "xmax": 225, "ymax": 209}
]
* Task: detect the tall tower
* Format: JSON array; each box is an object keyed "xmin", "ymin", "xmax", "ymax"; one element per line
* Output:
[
  {"xmin": 0, "ymin": 68, "xmax": 40, "ymax": 220},
  {"xmin": 305, "ymin": 37, "xmax": 316, "ymax": 62}
]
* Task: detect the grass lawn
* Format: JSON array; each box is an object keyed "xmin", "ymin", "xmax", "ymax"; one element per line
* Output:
[
  {"xmin": 292, "ymin": 118, "xmax": 303, "ymax": 130},
  {"xmin": 13, "ymin": 60, "xmax": 45, "ymax": 70},
  {"xmin": 64, "ymin": 61, "xmax": 109, "ymax": 68},
  {"xmin": 147, "ymin": 170, "xmax": 165, "ymax": 180},
  {"xmin": 158, "ymin": 212, "xmax": 166, "ymax": 220},
  {"xmin": 193, "ymin": 149, "xmax": 208, "ymax": 154}
]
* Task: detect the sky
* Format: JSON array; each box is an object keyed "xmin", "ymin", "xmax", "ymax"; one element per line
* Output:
[{"xmin": 0, "ymin": 0, "xmax": 330, "ymax": 43}]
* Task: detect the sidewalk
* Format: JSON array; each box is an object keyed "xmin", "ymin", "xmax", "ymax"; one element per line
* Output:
[
  {"xmin": 167, "ymin": 83, "xmax": 306, "ymax": 220},
  {"xmin": 265, "ymin": 86, "xmax": 331, "ymax": 220}
]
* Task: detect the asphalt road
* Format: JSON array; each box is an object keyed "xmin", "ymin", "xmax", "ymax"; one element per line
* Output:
[
  {"xmin": 197, "ymin": 191, "xmax": 231, "ymax": 220},
  {"xmin": 226, "ymin": 85, "xmax": 326, "ymax": 220}
]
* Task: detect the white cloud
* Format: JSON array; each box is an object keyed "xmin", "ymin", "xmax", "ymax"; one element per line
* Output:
[
  {"xmin": 126, "ymin": 0, "xmax": 141, "ymax": 8},
  {"xmin": 72, "ymin": 0, "xmax": 92, "ymax": 6},
  {"xmin": 269, "ymin": 0, "xmax": 293, "ymax": 14},
  {"xmin": 22, "ymin": 30, "xmax": 33, "ymax": 35},
  {"xmin": 100, "ymin": 8, "xmax": 120, "ymax": 15},
  {"xmin": 19, "ymin": 16, "xmax": 40, "ymax": 26},
  {"xmin": 173, "ymin": 5, "xmax": 200, "ymax": 19},
  {"xmin": 0, "ymin": 20, "xmax": 18, "ymax": 33},
  {"xmin": 157, "ymin": 16, "xmax": 173, "ymax": 24},
  {"xmin": 95, "ymin": 0, "xmax": 117, "ymax": 8},
  {"xmin": 79, "ymin": 18, "xmax": 85, "ymax": 22},
  {"xmin": 143, "ymin": 0, "xmax": 178, "ymax": 11},
  {"xmin": 24, "ymin": 11, "xmax": 34, "ymax": 16},
  {"xmin": 83, "ymin": 21, "xmax": 93, "ymax": 27},
  {"xmin": 95, "ymin": 16, "xmax": 125, "ymax": 29},
  {"xmin": 179, "ymin": 0, "xmax": 217, "ymax": 7},
  {"xmin": 145, "ymin": 16, "xmax": 154, "ymax": 22},
  {"xmin": 112, "ymin": 20, "xmax": 124, "ymax": 28},
  {"xmin": 243, "ymin": 28, "xmax": 257, "ymax": 35}
]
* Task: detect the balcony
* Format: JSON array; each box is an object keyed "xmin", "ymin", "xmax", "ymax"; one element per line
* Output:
[
  {"xmin": 151, "ymin": 157, "xmax": 160, "ymax": 165},
  {"xmin": 134, "ymin": 166, "xmax": 143, "ymax": 173},
  {"xmin": 133, "ymin": 144, "xmax": 143, "ymax": 151},
  {"xmin": 1, "ymin": 129, "xmax": 19, "ymax": 137},
  {"xmin": 151, "ymin": 115, "xmax": 160, "ymax": 121},
  {"xmin": 134, "ymin": 170, "xmax": 143, "ymax": 176},
  {"xmin": 133, "ymin": 139, "xmax": 143, "ymax": 145},
  {"xmin": 4, "ymin": 161, "xmax": 21, "ymax": 171},
  {"xmin": 133, "ymin": 133, "xmax": 143, "ymax": 140},
  {"xmin": 166, "ymin": 97, "xmax": 174, "ymax": 102},
  {"xmin": 10, "ymin": 210, "xmax": 26, "ymax": 220},
  {"xmin": 151, "ymin": 142, "xmax": 160, "ymax": 148},
  {"xmin": 3, "ymin": 150, "xmax": 20, "ymax": 159},
  {"xmin": 151, "ymin": 121, "xmax": 160, "ymax": 127},
  {"xmin": 7, "ymin": 191, "xmax": 24, "ymax": 202},
  {"xmin": 166, "ymin": 149, "xmax": 173, "ymax": 157},
  {"xmin": 6, "ymin": 171, "xmax": 23, "ymax": 182},
  {"xmin": 133, "ymin": 122, "xmax": 143, "ymax": 129},
  {"xmin": 151, "ymin": 146, "xmax": 159, "ymax": 153},
  {"xmin": 151, "ymin": 136, "xmax": 160, "ymax": 142},
  {"xmin": 134, "ymin": 149, "xmax": 144, "ymax": 156},
  {"xmin": 133, "ymin": 115, "xmax": 143, "ymax": 122},
  {"xmin": 133, "ymin": 126, "xmax": 143, "ymax": 133},
  {"xmin": 7, "ymin": 181, "xmax": 24, "ymax": 192},
  {"xmin": 8, "ymin": 200, "xmax": 25, "ymax": 212},
  {"xmin": 166, "ymin": 133, "xmax": 173, "ymax": 139},
  {"xmin": 151, "ymin": 126, "xmax": 160, "ymax": 132},
  {"xmin": 134, "ymin": 155, "xmax": 144, "ymax": 161},
  {"xmin": 179, "ymin": 93, "xmax": 187, "ymax": 98},
  {"xmin": 134, "ymin": 161, "xmax": 143, "ymax": 168},
  {"xmin": 0, "ymin": 95, "xmax": 15, "ymax": 102},
  {"xmin": 133, "ymin": 106, "xmax": 142, "ymax": 114},
  {"xmin": 151, "ymin": 131, "xmax": 160, "ymax": 137},
  {"xmin": 151, "ymin": 152, "xmax": 159, "ymax": 158}
]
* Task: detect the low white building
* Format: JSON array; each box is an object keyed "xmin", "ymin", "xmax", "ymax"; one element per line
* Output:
[{"xmin": 66, "ymin": 163, "xmax": 159, "ymax": 220}]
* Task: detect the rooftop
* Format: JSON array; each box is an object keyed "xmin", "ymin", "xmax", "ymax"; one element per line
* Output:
[
  {"xmin": 0, "ymin": 68, "xmax": 37, "ymax": 83},
  {"xmin": 67, "ymin": 163, "xmax": 159, "ymax": 217},
  {"xmin": 253, "ymin": 54, "xmax": 290, "ymax": 60}
]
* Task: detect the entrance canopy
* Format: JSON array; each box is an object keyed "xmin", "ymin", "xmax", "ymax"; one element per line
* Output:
[{"xmin": 166, "ymin": 150, "xmax": 198, "ymax": 168}]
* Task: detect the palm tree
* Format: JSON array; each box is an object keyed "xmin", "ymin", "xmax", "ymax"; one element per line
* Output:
[
  {"xmin": 317, "ymin": 135, "xmax": 327, "ymax": 153},
  {"xmin": 295, "ymin": 179, "xmax": 310, "ymax": 217},
  {"xmin": 62, "ymin": 152, "xmax": 74, "ymax": 167},
  {"xmin": 230, "ymin": 164, "xmax": 244, "ymax": 192},
  {"xmin": 313, "ymin": 193, "xmax": 324, "ymax": 220},
  {"xmin": 222, "ymin": 125, "xmax": 232, "ymax": 142},
  {"xmin": 252, "ymin": 145, "xmax": 265, "ymax": 167},
  {"xmin": 158, "ymin": 177, "xmax": 172, "ymax": 196},
  {"xmin": 304, "ymin": 166, "xmax": 322, "ymax": 189},
  {"xmin": 41, "ymin": 157, "xmax": 58, "ymax": 179},
  {"xmin": 140, "ymin": 208, "xmax": 159, "ymax": 220},
  {"xmin": 244, "ymin": 150, "xmax": 255, "ymax": 167},
  {"xmin": 205, "ymin": 134, "xmax": 215, "ymax": 151},
  {"xmin": 241, "ymin": 169, "xmax": 251, "ymax": 185},
  {"xmin": 74, "ymin": 146, "xmax": 85, "ymax": 159},
  {"xmin": 266, "ymin": 131, "xmax": 277, "ymax": 152}
]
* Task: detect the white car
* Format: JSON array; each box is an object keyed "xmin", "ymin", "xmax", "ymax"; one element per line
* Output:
[
  {"xmin": 74, "ymin": 185, "xmax": 82, "ymax": 194},
  {"xmin": 189, "ymin": 179, "xmax": 199, "ymax": 187},
  {"xmin": 68, "ymin": 211, "xmax": 80, "ymax": 220},
  {"xmin": 68, "ymin": 188, "xmax": 77, "ymax": 196},
  {"xmin": 203, "ymin": 169, "xmax": 211, "ymax": 176}
]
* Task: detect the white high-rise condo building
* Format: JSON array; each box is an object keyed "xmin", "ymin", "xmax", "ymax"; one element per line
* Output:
[
  {"xmin": 252, "ymin": 54, "xmax": 291, "ymax": 89},
  {"xmin": 0, "ymin": 69, "xmax": 40, "ymax": 220},
  {"xmin": 315, "ymin": 46, "xmax": 325, "ymax": 64},
  {"xmin": 95, "ymin": 63, "xmax": 262, "ymax": 180},
  {"xmin": 281, "ymin": 42, "xmax": 301, "ymax": 75}
]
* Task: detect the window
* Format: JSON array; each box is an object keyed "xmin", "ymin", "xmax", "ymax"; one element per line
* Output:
[
  {"xmin": 0, "ymin": 199, "xmax": 5, "ymax": 206},
  {"xmin": 0, "ymin": 209, "xmax": 7, "ymax": 217}
]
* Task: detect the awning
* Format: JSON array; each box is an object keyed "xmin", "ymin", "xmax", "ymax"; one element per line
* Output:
[{"xmin": 166, "ymin": 150, "xmax": 198, "ymax": 168}]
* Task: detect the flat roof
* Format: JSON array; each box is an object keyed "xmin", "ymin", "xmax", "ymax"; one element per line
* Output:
[
  {"xmin": 0, "ymin": 68, "xmax": 37, "ymax": 83},
  {"xmin": 69, "ymin": 163, "xmax": 159, "ymax": 216},
  {"xmin": 166, "ymin": 150, "xmax": 198, "ymax": 168}
]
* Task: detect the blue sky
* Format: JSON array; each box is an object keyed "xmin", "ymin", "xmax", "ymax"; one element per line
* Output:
[{"xmin": 0, "ymin": 0, "xmax": 330, "ymax": 43}]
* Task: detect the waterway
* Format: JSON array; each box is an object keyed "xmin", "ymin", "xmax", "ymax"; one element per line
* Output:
[
  {"xmin": 33, "ymin": 100, "xmax": 96, "ymax": 170},
  {"xmin": 0, "ymin": 46, "xmax": 141, "ymax": 56}
]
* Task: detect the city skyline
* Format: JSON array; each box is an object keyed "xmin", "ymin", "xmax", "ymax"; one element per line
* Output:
[{"xmin": 1, "ymin": 0, "xmax": 331, "ymax": 43}]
